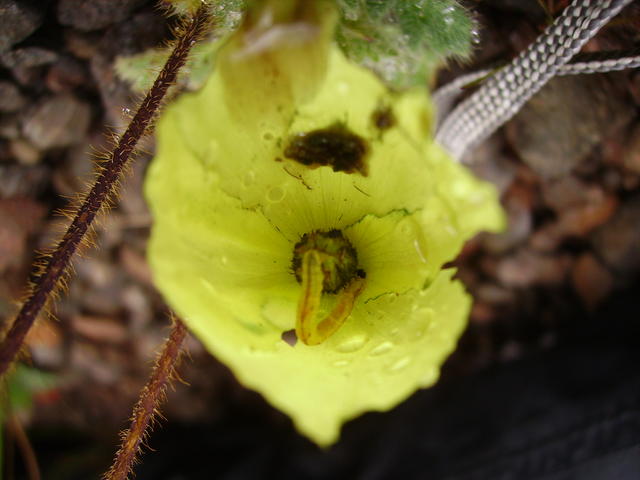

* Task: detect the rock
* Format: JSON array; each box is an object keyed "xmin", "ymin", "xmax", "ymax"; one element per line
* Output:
[
  {"xmin": 623, "ymin": 123, "xmax": 640, "ymax": 175},
  {"xmin": 22, "ymin": 94, "xmax": 92, "ymax": 150},
  {"xmin": 506, "ymin": 74, "xmax": 635, "ymax": 178},
  {"xmin": 24, "ymin": 319, "xmax": 64, "ymax": 370},
  {"xmin": 0, "ymin": 0, "xmax": 44, "ymax": 52},
  {"xmin": 0, "ymin": 80, "xmax": 26, "ymax": 112},
  {"xmin": 482, "ymin": 198, "xmax": 531, "ymax": 254},
  {"xmin": 482, "ymin": 181, "xmax": 533, "ymax": 254},
  {"xmin": 0, "ymin": 47, "xmax": 57, "ymax": 69},
  {"xmin": 0, "ymin": 164, "xmax": 49, "ymax": 197},
  {"xmin": 57, "ymin": 0, "xmax": 147, "ymax": 32},
  {"xmin": 72, "ymin": 315, "xmax": 128, "ymax": 344},
  {"xmin": 0, "ymin": 113, "xmax": 20, "ymax": 140},
  {"xmin": 45, "ymin": 56, "xmax": 90, "ymax": 93},
  {"xmin": 541, "ymin": 177, "xmax": 618, "ymax": 237},
  {"xmin": 468, "ymin": 135, "xmax": 517, "ymax": 194},
  {"xmin": 571, "ymin": 253, "xmax": 614, "ymax": 311},
  {"xmin": 496, "ymin": 249, "xmax": 572, "ymax": 287},
  {"xmin": 0, "ymin": 197, "xmax": 46, "ymax": 273},
  {"xmin": 542, "ymin": 176, "xmax": 590, "ymax": 212},
  {"xmin": 475, "ymin": 282, "xmax": 515, "ymax": 305},
  {"xmin": 51, "ymin": 136, "xmax": 99, "ymax": 196},
  {"xmin": 591, "ymin": 194, "xmax": 640, "ymax": 276},
  {"xmin": 9, "ymin": 138, "xmax": 42, "ymax": 165},
  {"xmin": 64, "ymin": 30, "xmax": 101, "ymax": 60},
  {"xmin": 119, "ymin": 245, "xmax": 153, "ymax": 286}
]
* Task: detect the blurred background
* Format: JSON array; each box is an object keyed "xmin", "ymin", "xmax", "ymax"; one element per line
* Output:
[{"xmin": 0, "ymin": 0, "xmax": 639, "ymax": 478}]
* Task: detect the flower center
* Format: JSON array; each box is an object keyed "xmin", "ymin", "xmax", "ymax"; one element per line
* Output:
[
  {"xmin": 291, "ymin": 230, "xmax": 366, "ymax": 346},
  {"xmin": 292, "ymin": 229, "xmax": 361, "ymax": 293}
]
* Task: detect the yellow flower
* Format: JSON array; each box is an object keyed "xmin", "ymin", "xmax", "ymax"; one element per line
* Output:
[{"xmin": 145, "ymin": 1, "xmax": 504, "ymax": 446}]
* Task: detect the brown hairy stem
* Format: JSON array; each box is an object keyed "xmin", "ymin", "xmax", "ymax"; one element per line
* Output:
[
  {"xmin": 103, "ymin": 318, "xmax": 187, "ymax": 480},
  {"xmin": 0, "ymin": 4, "xmax": 211, "ymax": 377}
]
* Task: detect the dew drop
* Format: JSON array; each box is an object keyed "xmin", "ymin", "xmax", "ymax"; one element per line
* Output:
[
  {"xmin": 267, "ymin": 185, "xmax": 286, "ymax": 203},
  {"xmin": 333, "ymin": 359, "xmax": 350, "ymax": 368},
  {"xmin": 399, "ymin": 222, "xmax": 413, "ymax": 236},
  {"xmin": 387, "ymin": 356, "xmax": 410, "ymax": 372},
  {"xmin": 220, "ymin": 255, "xmax": 228, "ymax": 266},
  {"xmin": 243, "ymin": 170, "xmax": 255, "ymax": 187},
  {"xmin": 335, "ymin": 334, "xmax": 368, "ymax": 353},
  {"xmin": 413, "ymin": 239, "xmax": 428, "ymax": 264},
  {"xmin": 369, "ymin": 341, "xmax": 393, "ymax": 357},
  {"xmin": 419, "ymin": 366, "xmax": 439, "ymax": 387},
  {"xmin": 471, "ymin": 29, "xmax": 481, "ymax": 45}
]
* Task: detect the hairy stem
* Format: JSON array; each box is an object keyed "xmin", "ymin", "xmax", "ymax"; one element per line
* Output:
[
  {"xmin": 103, "ymin": 318, "xmax": 187, "ymax": 480},
  {"xmin": 0, "ymin": 5, "xmax": 211, "ymax": 377}
]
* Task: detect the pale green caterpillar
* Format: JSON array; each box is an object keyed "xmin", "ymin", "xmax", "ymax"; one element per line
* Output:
[{"xmin": 145, "ymin": 0, "xmax": 504, "ymax": 445}]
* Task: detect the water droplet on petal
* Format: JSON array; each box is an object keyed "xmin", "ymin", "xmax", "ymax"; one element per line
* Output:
[
  {"xmin": 333, "ymin": 359, "xmax": 350, "ymax": 368},
  {"xmin": 335, "ymin": 334, "xmax": 368, "ymax": 353},
  {"xmin": 267, "ymin": 185, "xmax": 286, "ymax": 203},
  {"xmin": 220, "ymin": 255, "xmax": 228, "ymax": 265},
  {"xmin": 419, "ymin": 366, "xmax": 439, "ymax": 387},
  {"xmin": 387, "ymin": 356, "xmax": 410, "ymax": 372},
  {"xmin": 369, "ymin": 341, "xmax": 393, "ymax": 357},
  {"xmin": 243, "ymin": 170, "xmax": 255, "ymax": 187}
]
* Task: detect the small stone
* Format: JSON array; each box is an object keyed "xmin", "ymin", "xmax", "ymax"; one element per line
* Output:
[
  {"xmin": 0, "ymin": 81, "xmax": 26, "ymax": 112},
  {"xmin": 475, "ymin": 283, "xmax": 515, "ymax": 305},
  {"xmin": 0, "ymin": 164, "xmax": 48, "ymax": 197},
  {"xmin": 51, "ymin": 136, "xmax": 98, "ymax": 196},
  {"xmin": 45, "ymin": 56, "xmax": 90, "ymax": 93},
  {"xmin": 72, "ymin": 315, "xmax": 128, "ymax": 344},
  {"xmin": 0, "ymin": 0, "xmax": 44, "ymax": 52},
  {"xmin": 506, "ymin": 74, "xmax": 635, "ymax": 178},
  {"xmin": 482, "ymin": 199, "xmax": 531, "ymax": 254},
  {"xmin": 57, "ymin": 0, "xmax": 147, "ymax": 32},
  {"xmin": 119, "ymin": 245, "xmax": 153, "ymax": 286},
  {"xmin": 482, "ymin": 182, "xmax": 533, "ymax": 254},
  {"xmin": 623, "ymin": 123, "xmax": 640, "ymax": 175},
  {"xmin": 64, "ymin": 30, "xmax": 101, "ymax": 60},
  {"xmin": 25, "ymin": 319, "xmax": 64, "ymax": 369},
  {"xmin": 468, "ymin": 135, "xmax": 517, "ymax": 194},
  {"xmin": 22, "ymin": 94, "xmax": 92, "ymax": 150},
  {"xmin": 482, "ymin": 0, "xmax": 546, "ymax": 17},
  {"xmin": 571, "ymin": 253, "xmax": 614, "ymax": 311},
  {"xmin": 542, "ymin": 176, "xmax": 590, "ymax": 212},
  {"xmin": 529, "ymin": 224, "xmax": 562, "ymax": 252},
  {"xmin": 591, "ymin": 194, "xmax": 640, "ymax": 276},
  {"xmin": 9, "ymin": 138, "xmax": 42, "ymax": 165},
  {"xmin": 0, "ymin": 114, "xmax": 20, "ymax": 139},
  {"xmin": 0, "ymin": 47, "xmax": 57, "ymax": 69},
  {"xmin": 541, "ymin": 178, "xmax": 619, "ymax": 238},
  {"xmin": 496, "ymin": 249, "xmax": 571, "ymax": 287},
  {"xmin": 469, "ymin": 301, "xmax": 495, "ymax": 326},
  {"xmin": 0, "ymin": 197, "xmax": 46, "ymax": 273}
]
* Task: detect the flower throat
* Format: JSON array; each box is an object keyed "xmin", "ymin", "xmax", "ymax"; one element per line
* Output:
[{"xmin": 292, "ymin": 230, "xmax": 366, "ymax": 346}]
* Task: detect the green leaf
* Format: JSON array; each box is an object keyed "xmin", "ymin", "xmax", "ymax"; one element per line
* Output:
[{"xmin": 335, "ymin": 0, "xmax": 474, "ymax": 89}]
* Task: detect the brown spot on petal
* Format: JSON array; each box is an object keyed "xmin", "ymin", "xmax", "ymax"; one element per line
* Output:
[
  {"xmin": 283, "ymin": 123, "xmax": 368, "ymax": 176},
  {"xmin": 371, "ymin": 106, "xmax": 395, "ymax": 132}
]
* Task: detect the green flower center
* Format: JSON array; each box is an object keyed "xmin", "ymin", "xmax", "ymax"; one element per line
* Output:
[{"xmin": 292, "ymin": 229, "xmax": 363, "ymax": 293}]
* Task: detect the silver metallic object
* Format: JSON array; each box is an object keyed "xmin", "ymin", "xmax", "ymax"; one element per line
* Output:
[{"xmin": 435, "ymin": 0, "xmax": 638, "ymax": 162}]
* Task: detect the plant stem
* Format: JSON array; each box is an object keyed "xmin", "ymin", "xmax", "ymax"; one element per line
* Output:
[
  {"xmin": 103, "ymin": 318, "xmax": 187, "ymax": 480},
  {"xmin": 0, "ymin": 4, "xmax": 211, "ymax": 377}
]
